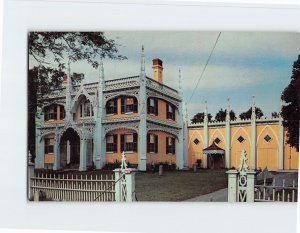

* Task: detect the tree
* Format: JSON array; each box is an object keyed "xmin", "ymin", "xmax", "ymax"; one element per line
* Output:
[
  {"xmin": 281, "ymin": 55, "xmax": 300, "ymax": 151},
  {"xmin": 239, "ymin": 107, "xmax": 264, "ymax": 120},
  {"xmin": 271, "ymin": 112, "xmax": 280, "ymax": 118},
  {"xmin": 215, "ymin": 108, "xmax": 237, "ymax": 122},
  {"xmin": 191, "ymin": 112, "xmax": 212, "ymax": 124},
  {"xmin": 28, "ymin": 32, "xmax": 126, "ymax": 158}
]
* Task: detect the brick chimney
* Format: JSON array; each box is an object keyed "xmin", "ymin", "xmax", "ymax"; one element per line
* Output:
[{"xmin": 152, "ymin": 58, "xmax": 163, "ymax": 83}]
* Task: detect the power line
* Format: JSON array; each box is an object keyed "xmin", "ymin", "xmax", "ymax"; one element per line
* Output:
[{"xmin": 188, "ymin": 32, "xmax": 222, "ymax": 104}]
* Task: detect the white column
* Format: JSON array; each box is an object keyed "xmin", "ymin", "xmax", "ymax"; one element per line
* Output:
[
  {"xmin": 53, "ymin": 136, "xmax": 60, "ymax": 170},
  {"xmin": 225, "ymin": 99, "xmax": 231, "ymax": 168},
  {"xmin": 278, "ymin": 103, "xmax": 284, "ymax": 170},
  {"xmin": 79, "ymin": 138, "xmax": 87, "ymax": 171},
  {"xmin": 35, "ymin": 134, "xmax": 44, "ymax": 169},
  {"xmin": 94, "ymin": 60, "xmax": 106, "ymax": 169},
  {"xmin": 27, "ymin": 152, "xmax": 35, "ymax": 200},
  {"xmin": 67, "ymin": 140, "xmax": 71, "ymax": 164},
  {"xmin": 203, "ymin": 101, "xmax": 208, "ymax": 168},
  {"xmin": 246, "ymin": 170, "xmax": 256, "ymax": 202},
  {"xmin": 138, "ymin": 46, "xmax": 147, "ymax": 171},
  {"xmin": 226, "ymin": 170, "xmax": 238, "ymax": 202},
  {"xmin": 250, "ymin": 97, "xmax": 256, "ymax": 170}
]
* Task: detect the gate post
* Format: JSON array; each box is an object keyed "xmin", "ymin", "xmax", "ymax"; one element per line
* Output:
[
  {"xmin": 226, "ymin": 170, "xmax": 238, "ymax": 202},
  {"xmin": 28, "ymin": 151, "xmax": 35, "ymax": 200},
  {"xmin": 246, "ymin": 170, "xmax": 256, "ymax": 202},
  {"xmin": 114, "ymin": 152, "xmax": 137, "ymax": 202}
]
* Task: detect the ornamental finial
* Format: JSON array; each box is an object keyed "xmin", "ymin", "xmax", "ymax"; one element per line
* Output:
[
  {"xmin": 141, "ymin": 45, "xmax": 145, "ymax": 73},
  {"xmin": 238, "ymin": 149, "xmax": 249, "ymax": 172},
  {"xmin": 121, "ymin": 151, "xmax": 128, "ymax": 172}
]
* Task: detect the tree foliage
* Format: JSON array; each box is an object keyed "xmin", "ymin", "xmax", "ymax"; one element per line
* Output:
[
  {"xmin": 239, "ymin": 107, "xmax": 264, "ymax": 120},
  {"xmin": 271, "ymin": 112, "xmax": 280, "ymax": 118},
  {"xmin": 214, "ymin": 108, "xmax": 237, "ymax": 122},
  {"xmin": 281, "ymin": 55, "xmax": 300, "ymax": 151},
  {"xmin": 191, "ymin": 112, "xmax": 212, "ymax": 124},
  {"xmin": 28, "ymin": 32, "xmax": 125, "ymax": 157}
]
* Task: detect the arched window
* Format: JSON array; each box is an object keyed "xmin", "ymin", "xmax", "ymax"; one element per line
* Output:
[
  {"xmin": 80, "ymin": 99, "xmax": 94, "ymax": 118},
  {"xmin": 147, "ymin": 133, "xmax": 158, "ymax": 153},
  {"xmin": 44, "ymin": 105, "xmax": 57, "ymax": 121},
  {"xmin": 121, "ymin": 96, "xmax": 138, "ymax": 114},
  {"xmin": 106, "ymin": 98, "xmax": 118, "ymax": 115}
]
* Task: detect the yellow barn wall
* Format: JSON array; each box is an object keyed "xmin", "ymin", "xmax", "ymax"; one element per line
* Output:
[
  {"xmin": 105, "ymin": 129, "xmax": 139, "ymax": 164},
  {"xmin": 188, "ymin": 128, "xmax": 204, "ymax": 168},
  {"xmin": 146, "ymin": 131, "xmax": 177, "ymax": 165},
  {"xmin": 256, "ymin": 124, "xmax": 279, "ymax": 170},
  {"xmin": 284, "ymin": 130, "xmax": 299, "ymax": 170},
  {"xmin": 230, "ymin": 126, "xmax": 251, "ymax": 169}
]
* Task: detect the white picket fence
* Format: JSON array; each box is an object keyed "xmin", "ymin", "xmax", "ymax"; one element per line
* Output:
[
  {"xmin": 31, "ymin": 173, "xmax": 115, "ymax": 201},
  {"xmin": 255, "ymin": 179, "xmax": 298, "ymax": 202},
  {"xmin": 227, "ymin": 150, "xmax": 298, "ymax": 202},
  {"xmin": 28, "ymin": 151, "xmax": 137, "ymax": 202}
]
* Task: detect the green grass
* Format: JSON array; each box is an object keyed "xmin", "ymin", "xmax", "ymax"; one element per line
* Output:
[{"xmin": 135, "ymin": 169, "xmax": 228, "ymax": 201}]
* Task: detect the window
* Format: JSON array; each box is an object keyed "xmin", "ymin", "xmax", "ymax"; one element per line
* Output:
[
  {"xmin": 214, "ymin": 137, "xmax": 221, "ymax": 145},
  {"xmin": 106, "ymin": 99, "xmax": 118, "ymax": 115},
  {"xmin": 80, "ymin": 100, "xmax": 94, "ymax": 118},
  {"xmin": 59, "ymin": 105, "xmax": 65, "ymax": 120},
  {"xmin": 166, "ymin": 137, "xmax": 176, "ymax": 154},
  {"xmin": 45, "ymin": 138, "xmax": 54, "ymax": 154},
  {"xmin": 106, "ymin": 134, "xmax": 118, "ymax": 152},
  {"xmin": 147, "ymin": 98, "xmax": 158, "ymax": 115},
  {"xmin": 121, "ymin": 133, "xmax": 138, "ymax": 152},
  {"xmin": 166, "ymin": 103, "xmax": 175, "ymax": 120},
  {"xmin": 44, "ymin": 105, "xmax": 57, "ymax": 121},
  {"xmin": 193, "ymin": 138, "xmax": 200, "ymax": 145},
  {"xmin": 237, "ymin": 136, "xmax": 245, "ymax": 144},
  {"xmin": 147, "ymin": 134, "xmax": 158, "ymax": 153},
  {"xmin": 264, "ymin": 135, "xmax": 272, "ymax": 143},
  {"xmin": 121, "ymin": 97, "xmax": 138, "ymax": 114}
]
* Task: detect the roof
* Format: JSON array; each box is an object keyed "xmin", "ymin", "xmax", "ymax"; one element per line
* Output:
[{"xmin": 203, "ymin": 142, "xmax": 225, "ymax": 154}]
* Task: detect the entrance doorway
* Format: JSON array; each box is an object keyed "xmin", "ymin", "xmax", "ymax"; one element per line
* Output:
[
  {"xmin": 207, "ymin": 153, "xmax": 225, "ymax": 169},
  {"xmin": 60, "ymin": 128, "xmax": 80, "ymax": 169}
]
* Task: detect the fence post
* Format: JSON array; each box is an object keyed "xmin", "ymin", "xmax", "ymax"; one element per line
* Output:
[
  {"xmin": 28, "ymin": 151, "xmax": 35, "ymax": 200},
  {"xmin": 124, "ymin": 168, "xmax": 137, "ymax": 202},
  {"xmin": 226, "ymin": 170, "xmax": 238, "ymax": 202},
  {"xmin": 113, "ymin": 168, "xmax": 122, "ymax": 202},
  {"xmin": 246, "ymin": 170, "xmax": 256, "ymax": 202}
]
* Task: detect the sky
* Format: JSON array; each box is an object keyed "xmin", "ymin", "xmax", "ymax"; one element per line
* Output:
[{"xmin": 31, "ymin": 31, "xmax": 300, "ymax": 120}]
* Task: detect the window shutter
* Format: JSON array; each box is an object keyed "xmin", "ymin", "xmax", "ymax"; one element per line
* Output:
[
  {"xmin": 147, "ymin": 98, "xmax": 150, "ymax": 114},
  {"xmin": 114, "ymin": 99, "xmax": 118, "ymax": 114},
  {"xmin": 121, "ymin": 97, "xmax": 125, "ymax": 114},
  {"xmin": 113, "ymin": 134, "xmax": 118, "ymax": 152},
  {"xmin": 133, "ymin": 98, "xmax": 138, "ymax": 113},
  {"xmin": 166, "ymin": 137, "xmax": 168, "ymax": 154},
  {"xmin": 173, "ymin": 106, "xmax": 176, "ymax": 120},
  {"xmin": 166, "ymin": 103, "xmax": 169, "ymax": 119},
  {"xmin": 155, "ymin": 135, "xmax": 158, "ymax": 153},
  {"xmin": 155, "ymin": 99, "xmax": 158, "ymax": 115},
  {"xmin": 120, "ymin": 134, "xmax": 125, "ymax": 152},
  {"xmin": 172, "ymin": 138, "xmax": 176, "ymax": 154},
  {"xmin": 133, "ymin": 133, "xmax": 138, "ymax": 152},
  {"xmin": 147, "ymin": 134, "xmax": 150, "ymax": 153}
]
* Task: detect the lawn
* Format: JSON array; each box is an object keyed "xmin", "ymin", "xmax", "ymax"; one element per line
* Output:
[{"xmin": 135, "ymin": 169, "xmax": 228, "ymax": 201}]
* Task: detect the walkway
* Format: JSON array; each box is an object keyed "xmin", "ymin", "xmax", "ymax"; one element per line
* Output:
[{"xmin": 185, "ymin": 188, "xmax": 228, "ymax": 202}]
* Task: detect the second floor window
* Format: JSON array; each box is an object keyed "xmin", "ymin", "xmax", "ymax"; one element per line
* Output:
[
  {"xmin": 166, "ymin": 137, "xmax": 176, "ymax": 154},
  {"xmin": 121, "ymin": 133, "xmax": 138, "ymax": 152},
  {"xmin": 106, "ymin": 134, "xmax": 118, "ymax": 153},
  {"xmin": 106, "ymin": 99, "xmax": 118, "ymax": 115},
  {"xmin": 44, "ymin": 105, "xmax": 57, "ymax": 121},
  {"xmin": 121, "ymin": 97, "xmax": 138, "ymax": 114},
  {"xmin": 147, "ymin": 134, "xmax": 158, "ymax": 153},
  {"xmin": 80, "ymin": 100, "xmax": 94, "ymax": 118},
  {"xmin": 45, "ymin": 137, "xmax": 54, "ymax": 154},
  {"xmin": 59, "ymin": 105, "xmax": 65, "ymax": 120},
  {"xmin": 166, "ymin": 103, "xmax": 175, "ymax": 120},
  {"xmin": 147, "ymin": 98, "xmax": 158, "ymax": 115}
]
